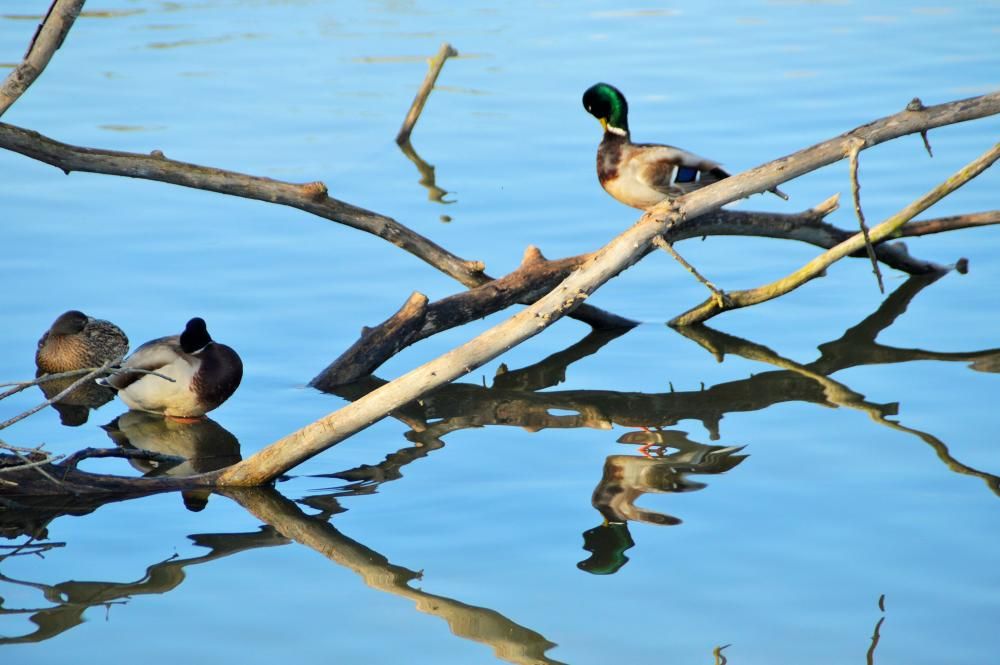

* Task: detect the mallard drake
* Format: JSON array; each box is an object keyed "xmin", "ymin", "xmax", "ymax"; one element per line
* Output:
[
  {"xmin": 103, "ymin": 317, "xmax": 242, "ymax": 418},
  {"xmin": 35, "ymin": 310, "xmax": 129, "ymax": 374},
  {"xmin": 582, "ymin": 82, "xmax": 787, "ymax": 209}
]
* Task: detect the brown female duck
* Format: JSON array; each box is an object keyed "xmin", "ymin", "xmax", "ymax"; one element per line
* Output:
[{"xmin": 36, "ymin": 310, "xmax": 129, "ymax": 374}]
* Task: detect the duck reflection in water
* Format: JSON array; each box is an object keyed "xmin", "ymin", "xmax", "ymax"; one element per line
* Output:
[
  {"xmin": 37, "ymin": 374, "xmax": 117, "ymax": 426},
  {"xmin": 102, "ymin": 410, "xmax": 241, "ymax": 511},
  {"xmin": 579, "ymin": 429, "xmax": 747, "ymax": 575}
]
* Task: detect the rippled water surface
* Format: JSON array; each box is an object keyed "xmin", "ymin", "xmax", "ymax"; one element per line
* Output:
[{"xmin": 2, "ymin": 1, "xmax": 999, "ymax": 663}]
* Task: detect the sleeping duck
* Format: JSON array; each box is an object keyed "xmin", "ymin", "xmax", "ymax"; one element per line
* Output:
[
  {"xmin": 582, "ymin": 82, "xmax": 787, "ymax": 209},
  {"xmin": 103, "ymin": 317, "xmax": 242, "ymax": 418},
  {"xmin": 36, "ymin": 310, "xmax": 129, "ymax": 374}
]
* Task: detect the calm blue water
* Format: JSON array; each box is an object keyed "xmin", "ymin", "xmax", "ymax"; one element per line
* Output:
[{"xmin": 2, "ymin": 1, "xmax": 999, "ymax": 663}]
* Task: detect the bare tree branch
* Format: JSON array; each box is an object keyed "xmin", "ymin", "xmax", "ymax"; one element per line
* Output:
[
  {"xmin": 0, "ymin": 0, "xmax": 86, "ymax": 118},
  {"xmin": 897, "ymin": 211, "xmax": 1000, "ymax": 237},
  {"xmin": 0, "ymin": 361, "xmax": 113, "ymax": 431},
  {"xmin": 848, "ymin": 138, "xmax": 885, "ymax": 292},
  {"xmin": 0, "ymin": 122, "xmax": 633, "ymax": 330},
  {"xmin": 311, "ymin": 199, "xmax": 994, "ymax": 387}
]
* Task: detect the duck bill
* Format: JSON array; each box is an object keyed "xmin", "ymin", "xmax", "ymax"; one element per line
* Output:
[{"xmin": 599, "ymin": 117, "xmax": 608, "ymax": 131}]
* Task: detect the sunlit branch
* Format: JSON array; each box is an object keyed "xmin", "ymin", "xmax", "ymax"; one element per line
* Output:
[{"xmin": 0, "ymin": 0, "xmax": 86, "ymax": 118}]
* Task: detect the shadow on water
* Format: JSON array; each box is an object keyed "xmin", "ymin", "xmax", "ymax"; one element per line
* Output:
[{"xmin": 1, "ymin": 273, "xmax": 997, "ymax": 660}]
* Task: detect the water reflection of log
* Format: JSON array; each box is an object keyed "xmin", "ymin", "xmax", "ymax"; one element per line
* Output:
[
  {"xmin": 230, "ymin": 487, "xmax": 566, "ymax": 665},
  {"xmin": 398, "ymin": 138, "xmax": 454, "ymax": 205},
  {"xmin": 1, "ymin": 485, "xmax": 565, "ymax": 662},
  {"xmin": 321, "ymin": 274, "xmax": 1000, "ymax": 498},
  {"xmin": 0, "ymin": 526, "xmax": 289, "ymax": 645}
]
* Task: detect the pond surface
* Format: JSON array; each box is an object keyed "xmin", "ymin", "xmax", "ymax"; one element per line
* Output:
[{"xmin": 2, "ymin": 1, "xmax": 1000, "ymax": 663}]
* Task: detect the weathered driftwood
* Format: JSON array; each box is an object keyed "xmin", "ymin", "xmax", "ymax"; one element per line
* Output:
[
  {"xmin": 217, "ymin": 109, "xmax": 1000, "ymax": 486},
  {"xmin": 6, "ymin": 94, "xmax": 998, "ymax": 492},
  {"xmin": 2, "ymin": 3, "xmax": 999, "ymax": 493}
]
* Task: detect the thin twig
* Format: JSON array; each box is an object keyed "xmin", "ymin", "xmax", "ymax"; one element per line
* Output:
[
  {"xmin": 2, "ymin": 366, "xmax": 107, "ymax": 400},
  {"xmin": 104, "ymin": 367, "xmax": 176, "ymax": 383},
  {"xmin": 848, "ymin": 139, "xmax": 885, "ymax": 293},
  {"xmin": 652, "ymin": 236, "xmax": 729, "ymax": 307},
  {"xmin": 0, "ymin": 452, "xmax": 61, "ymax": 476},
  {"xmin": 907, "ymin": 97, "xmax": 934, "ymax": 157},
  {"xmin": 0, "ymin": 0, "xmax": 86, "ymax": 118},
  {"xmin": 0, "ymin": 361, "xmax": 113, "ymax": 431},
  {"xmin": 395, "ymin": 42, "xmax": 458, "ymax": 145}
]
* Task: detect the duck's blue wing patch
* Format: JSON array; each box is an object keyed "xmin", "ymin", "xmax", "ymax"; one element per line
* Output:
[{"xmin": 675, "ymin": 165, "xmax": 698, "ymax": 183}]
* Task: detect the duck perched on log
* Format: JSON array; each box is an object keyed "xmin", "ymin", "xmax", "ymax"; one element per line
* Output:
[
  {"xmin": 582, "ymin": 82, "xmax": 787, "ymax": 209},
  {"xmin": 103, "ymin": 317, "xmax": 242, "ymax": 418},
  {"xmin": 35, "ymin": 310, "xmax": 129, "ymax": 374}
]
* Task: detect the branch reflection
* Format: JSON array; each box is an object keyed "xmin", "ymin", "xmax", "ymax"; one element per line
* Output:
[
  {"xmin": 0, "ymin": 488, "xmax": 566, "ymax": 664},
  {"xmin": 2, "ymin": 274, "xmax": 995, "ymax": 658},
  {"xmin": 319, "ymin": 272, "xmax": 1000, "ymax": 572},
  {"xmin": 397, "ymin": 138, "xmax": 455, "ymax": 210},
  {"xmin": 0, "ymin": 526, "xmax": 288, "ymax": 645},
  {"xmin": 231, "ymin": 487, "xmax": 567, "ymax": 665}
]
